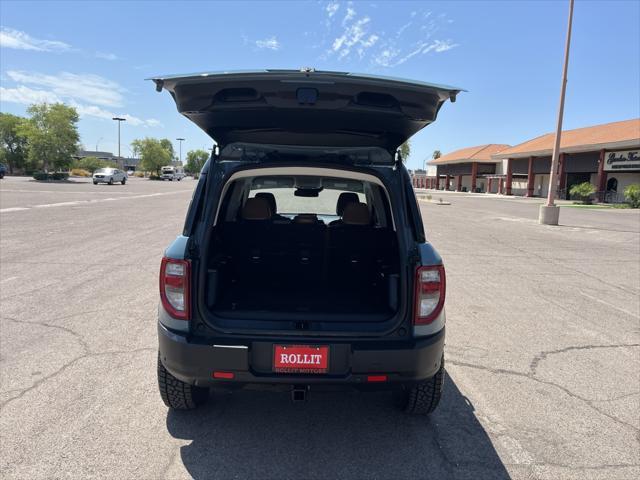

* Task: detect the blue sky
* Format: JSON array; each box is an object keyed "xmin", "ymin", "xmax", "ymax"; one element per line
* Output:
[{"xmin": 1, "ymin": 0, "xmax": 638, "ymax": 169}]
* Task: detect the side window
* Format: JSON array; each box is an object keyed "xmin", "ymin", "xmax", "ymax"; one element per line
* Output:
[{"xmin": 402, "ymin": 169, "xmax": 426, "ymax": 243}]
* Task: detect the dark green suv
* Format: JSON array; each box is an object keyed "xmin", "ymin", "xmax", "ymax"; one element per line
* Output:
[{"xmin": 153, "ymin": 70, "xmax": 460, "ymax": 414}]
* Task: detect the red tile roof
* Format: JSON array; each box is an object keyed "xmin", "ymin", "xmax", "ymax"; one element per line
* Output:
[
  {"xmin": 430, "ymin": 144, "xmax": 511, "ymax": 165},
  {"xmin": 493, "ymin": 119, "xmax": 640, "ymax": 159}
]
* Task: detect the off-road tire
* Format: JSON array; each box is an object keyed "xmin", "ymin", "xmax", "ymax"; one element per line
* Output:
[
  {"xmin": 399, "ymin": 356, "xmax": 445, "ymax": 415},
  {"xmin": 157, "ymin": 353, "xmax": 209, "ymax": 410}
]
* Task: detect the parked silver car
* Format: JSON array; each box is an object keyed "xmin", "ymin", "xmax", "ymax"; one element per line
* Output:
[{"xmin": 93, "ymin": 168, "xmax": 127, "ymax": 185}]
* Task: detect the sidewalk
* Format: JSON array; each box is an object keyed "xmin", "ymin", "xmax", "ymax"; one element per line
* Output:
[{"xmin": 414, "ymin": 188, "xmax": 577, "ymax": 206}]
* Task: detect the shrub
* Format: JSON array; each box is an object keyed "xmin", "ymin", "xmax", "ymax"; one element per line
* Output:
[
  {"xmin": 134, "ymin": 171, "xmax": 145, "ymax": 177},
  {"xmin": 624, "ymin": 184, "xmax": 640, "ymax": 208},
  {"xmin": 73, "ymin": 156, "xmax": 116, "ymax": 173},
  {"xmin": 569, "ymin": 182, "xmax": 596, "ymax": 204},
  {"xmin": 148, "ymin": 173, "xmax": 161, "ymax": 180},
  {"xmin": 32, "ymin": 172, "xmax": 69, "ymax": 181},
  {"xmin": 70, "ymin": 168, "xmax": 91, "ymax": 177},
  {"xmin": 426, "ymin": 194, "xmax": 432, "ymax": 201}
]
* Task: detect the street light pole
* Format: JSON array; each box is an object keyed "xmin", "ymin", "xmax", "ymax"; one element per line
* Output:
[
  {"xmin": 176, "ymin": 138, "xmax": 185, "ymax": 164},
  {"xmin": 112, "ymin": 117, "xmax": 126, "ymax": 168},
  {"xmin": 539, "ymin": 0, "xmax": 574, "ymax": 225}
]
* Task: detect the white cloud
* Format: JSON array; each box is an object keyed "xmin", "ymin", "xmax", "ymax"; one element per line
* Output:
[
  {"xmin": 1, "ymin": 27, "xmax": 119, "ymax": 61},
  {"xmin": 6, "ymin": 70, "xmax": 124, "ymax": 107},
  {"xmin": 255, "ymin": 36, "xmax": 281, "ymax": 50},
  {"xmin": 326, "ymin": 2, "xmax": 340, "ymax": 18},
  {"xmin": 342, "ymin": 6, "xmax": 356, "ymax": 26},
  {"xmin": 396, "ymin": 20, "xmax": 413, "ymax": 38},
  {"xmin": 373, "ymin": 39, "xmax": 458, "ymax": 67},
  {"xmin": 0, "ymin": 85, "xmax": 62, "ymax": 104},
  {"xmin": 95, "ymin": 51, "xmax": 118, "ymax": 61},
  {"xmin": 1, "ymin": 79, "xmax": 161, "ymax": 128},
  {"xmin": 71, "ymin": 103, "xmax": 162, "ymax": 127},
  {"xmin": 320, "ymin": 5, "xmax": 457, "ymax": 67},
  {"xmin": 329, "ymin": 9, "xmax": 379, "ymax": 60},
  {"xmin": 372, "ymin": 48, "xmax": 400, "ymax": 67},
  {"xmin": 0, "ymin": 27, "xmax": 71, "ymax": 52},
  {"xmin": 431, "ymin": 39, "xmax": 458, "ymax": 52}
]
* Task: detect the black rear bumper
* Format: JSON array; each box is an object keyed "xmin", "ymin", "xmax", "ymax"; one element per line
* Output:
[{"xmin": 158, "ymin": 323, "xmax": 445, "ymax": 388}]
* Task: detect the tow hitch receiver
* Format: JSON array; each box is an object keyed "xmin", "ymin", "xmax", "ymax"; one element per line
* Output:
[{"xmin": 291, "ymin": 386, "xmax": 309, "ymax": 403}]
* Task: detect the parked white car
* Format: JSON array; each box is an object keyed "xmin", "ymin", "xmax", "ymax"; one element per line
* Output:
[
  {"xmin": 93, "ymin": 168, "xmax": 127, "ymax": 185},
  {"xmin": 160, "ymin": 166, "xmax": 185, "ymax": 181}
]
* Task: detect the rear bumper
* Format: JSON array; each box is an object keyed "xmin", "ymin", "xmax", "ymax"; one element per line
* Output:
[{"xmin": 158, "ymin": 323, "xmax": 445, "ymax": 388}]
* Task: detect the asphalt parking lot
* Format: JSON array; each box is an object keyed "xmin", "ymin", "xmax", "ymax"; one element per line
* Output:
[{"xmin": 1, "ymin": 176, "xmax": 639, "ymax": 480}]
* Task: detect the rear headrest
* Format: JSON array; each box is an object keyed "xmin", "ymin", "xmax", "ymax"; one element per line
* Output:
[
  {"xmin": 242, "ymin": 197, "xmax": 272, "ymax": 220},
  {"xmin": 293, "ymin": 214, "xmax": 318, "ymax": 224},
  {"xmin": 342, "ymin": 202, "xmax": 370, "ymax": 226},
  {"xmin": 336, "ymin": 192, "xmax": 359, "ymax": 215},
  {"xmin": 255, "ymin": 192, "xmax": 277, "ymax": 215}
]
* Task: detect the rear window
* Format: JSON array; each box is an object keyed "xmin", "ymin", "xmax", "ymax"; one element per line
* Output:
[
  {"xmin": 249, "ymin": 187, "xmax": 365, "ymax": 216},
  {"xmin": 217, "ymin": 174, "xmax": 393, "ymax": 228}
]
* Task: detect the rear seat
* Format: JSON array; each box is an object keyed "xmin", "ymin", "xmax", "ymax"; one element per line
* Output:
[
  {"xmin": 222, "ymin": 197, "xmax": 326, "ymax": 288},
  {"xmin": 223, "ymin": 197, "xmax": 273, "ymax": 280},
  {"xmin": 326, "ymin": 202, "xmax": 387, "ymax": 287},
  {"xmin": 271, "ymin": 214, "xmax": 325, "ymax": 288}
]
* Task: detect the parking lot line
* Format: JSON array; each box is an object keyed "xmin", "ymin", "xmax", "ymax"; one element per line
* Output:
[{"xmin": 0, "ymin": 190, "xmax": 191, "ymax": 213}]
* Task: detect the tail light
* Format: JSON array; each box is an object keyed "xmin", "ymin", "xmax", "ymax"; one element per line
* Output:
[
  {"xmin": 160, "ymin": 257, "xmax": 190, "ymax": 320},
  {"xmin": 414, "ymin": 265, "xmax": 446, "ymax": 325}
]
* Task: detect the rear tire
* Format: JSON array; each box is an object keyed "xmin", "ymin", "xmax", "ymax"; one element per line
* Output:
[
  {"xmin": 93, "ymin": 181, "xmax": 98, "ymax": 185},
  {"xmin": 121, "ymin": 177, "xmax": 126, "ymax": 185},
  {"xmin": 157, "ymin": 353, "xmax": 208, "ymax": 410},
  {"xmin": 398, "ymin": 356, "xmax": 445, "ymax": 415}
]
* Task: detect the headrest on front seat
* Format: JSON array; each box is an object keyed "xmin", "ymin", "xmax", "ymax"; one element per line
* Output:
[
  {"xmin": 242, "ymin": 197, "xmax": 272, "ymax": 220},
  {"xmin": 255, "ymin": 192, "xmax": 277, "ymax": 215},
  {"xmin": 342, "ymin": 202, "xmax": 370, "ymax": 226},
  {"xmin": 336, "ymin": 192, "xmax": 359, "ymax": 216}
]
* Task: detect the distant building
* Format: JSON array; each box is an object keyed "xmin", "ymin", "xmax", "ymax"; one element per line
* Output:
[
  {"xmin": 493, "ymin": 119, "xmax": 639, "ymax": 202},
  {"xmin": 75, "ymin": 150, "xmax": 141, "ymax": 171},
  {"xmin": 75, "ymin": 150, "xmax": 115, "ymax": 161},
  {"xmin": 414, "ymin": 144, "xmax": 509, "ymax": 192},
  {"xmin": 411, "ymin": 119, "xmax": 640, "ymax": 203}
]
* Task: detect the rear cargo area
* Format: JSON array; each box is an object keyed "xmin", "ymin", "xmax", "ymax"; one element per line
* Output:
[
  {"xmin": 201, "ymin": 172, "xmax": 401, "ymax": 324},
  {"xmin": 206, "ymin": 220, "xmax": 399, "ymax": 320}
]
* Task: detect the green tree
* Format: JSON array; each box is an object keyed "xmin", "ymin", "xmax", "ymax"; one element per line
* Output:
[
  {"xmin": 133, "ymin": 138, "xmax": 173, "ymax": 175},
  {"xmin": 0, "ymin": 113, "xmax": 28, "ymax": 174},
  {"xmin": 17, "ymin": 103, "xmax": 79, "ymax": 171},
  {"xmin": 399, "ymin": 141, "xmax": 411, "ymax": 162},
  {"xmin": 432, "ymin": 150, "xmax": 442, "ymax": 160},
  {"xmin": 185, "ymin": 149, "xmax": 209, "ymax": 174},
  {"xmin": 624, "ymin": 184, "xmax": 640, "ymax": 208},
  {"xmin": 159, "ymin": 139, "xmax": 175, "ymax": 160}
]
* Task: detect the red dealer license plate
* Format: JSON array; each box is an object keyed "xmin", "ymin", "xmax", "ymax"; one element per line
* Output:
[{"xmin": 273, "ymin": 345, "xmax": 329, "ymax": 374}]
